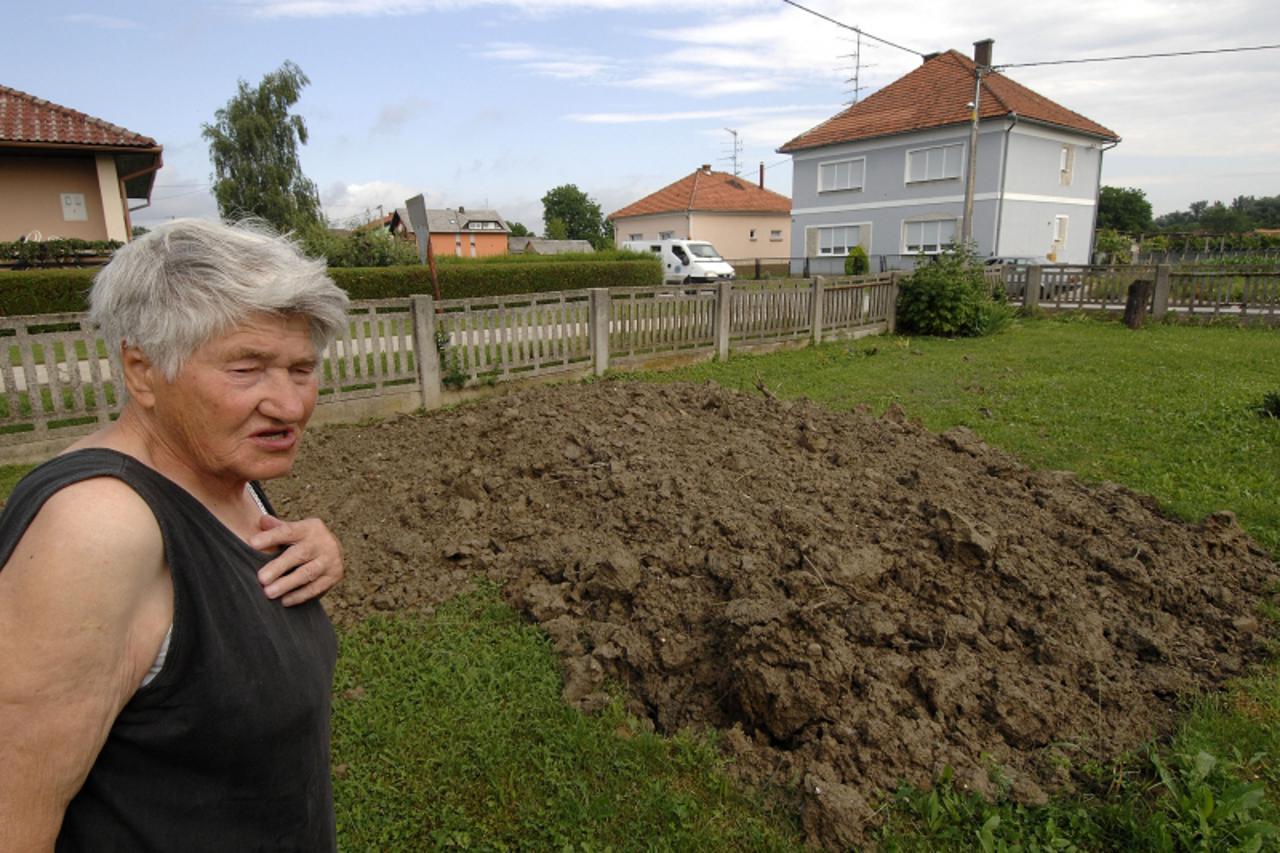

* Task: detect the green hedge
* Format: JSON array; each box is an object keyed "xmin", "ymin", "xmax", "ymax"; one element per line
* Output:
[
  {"xmin": 0, "ymin": 238, "xmax": 121, "ymax": 267},
  {"xmin": 0, "ymin": 258, "xmax": 663, "ymax": 315}
]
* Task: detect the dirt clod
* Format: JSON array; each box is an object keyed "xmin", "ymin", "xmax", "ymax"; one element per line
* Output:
[{"xmin": 276, "ymin": 381, "xmax": 1278, "ymax": 849}]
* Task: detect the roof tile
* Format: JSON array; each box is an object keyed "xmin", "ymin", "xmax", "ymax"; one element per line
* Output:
[
  {"xmin": 610, "ymin": 168, "xmax": 791, "ymax": 219},
  {"xmin": 0, "ymin": 84, "xmax": 158, "ymax": 149},
  {"xmin": 779, "ymin": 50, "xmax": 1117, "ymax": 153}
]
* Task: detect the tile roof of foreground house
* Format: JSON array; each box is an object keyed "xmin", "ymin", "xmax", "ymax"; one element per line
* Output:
[
  {"xmin": 609, "ymin": 166, "xmax": 791, "ymax": 219},
  {"xmin": 779, "ymin": 50, "xmax": 1119, "ymax": 153},
  {"xmin": 0, "ymin": 84, "xmax": 159, "ymax": 149}
]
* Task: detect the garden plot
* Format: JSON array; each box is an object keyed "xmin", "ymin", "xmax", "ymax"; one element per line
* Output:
[{"xmin": 273, "ymin": 380, "xmax": 1278, "ymax": 850}]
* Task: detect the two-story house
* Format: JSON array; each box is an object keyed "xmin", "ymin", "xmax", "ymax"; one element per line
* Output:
[
  {"xmin": 779, "ymin": 40, "xmax": 1119, "ymax": 273},
  {"xmin": 0, "ymin": 84, "xmax": 162, "ymax": 243},
  {"xmin": 387, "ymin": 205, "xmax": 511, "ymax": 257}
]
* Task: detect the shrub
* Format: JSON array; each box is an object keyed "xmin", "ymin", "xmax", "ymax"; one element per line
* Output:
[
  {"xmin": 1095, "ymin": 228, "xmax": 1132, "ymax": 264},
  {"xmin": 0, "ymin": 238, "xmax": 122, "ymax": 268},
  {"xmin": 301, "ymin": 226, "xmax": 419, "ymax": 268},
  {"xmin": 843, "ymin": 246, "xmax": 869, "ymax": 276},
  {"xmin": 896, "ymin": 244, "xmax": 1008, "ymax": 337}
]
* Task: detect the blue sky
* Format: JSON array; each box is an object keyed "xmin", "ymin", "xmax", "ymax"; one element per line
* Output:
[{"xmin": 8, "ymin": 0, "xmax": 1279, "ymax": 233}]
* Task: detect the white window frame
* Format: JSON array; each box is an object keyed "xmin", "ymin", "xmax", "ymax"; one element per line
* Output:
[
  {"xmin": 658, "ymin": 230, "xmax": 674, "ymax": 239},
  {"xmin": 1059, "ymin": 144, "xmax": 1075, "ymax": 186},
  {"xmin": 817, "ymin": 156, "xmax": 866, "ymax": 193},
  {"xmin": 806, "ymin": 222, "xmax": 871, "ymax": 257},
  {"xmin": 769, "ymin": 229, "xmax": 783, "ymax": 242},
  {"xmin": 901, "ymin": 217, "xmax": 959, "ymax": 255},
  {"xmin": 749, "ymin": 228, "xmax": 757, "ymax": 241},
  {"xmin": 904, "ymin": 143, "xmax": 964, "ymax": 185},
  {"xmin": 628, "ymin": 233, "xmax": 643, "ymax": 241}
]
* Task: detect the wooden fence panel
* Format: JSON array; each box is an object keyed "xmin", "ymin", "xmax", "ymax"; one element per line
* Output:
[
  {"xmin": 1168, "ymin": 272, "xmax": 1280, "ymax": 321},
  {"xmin": 732, "ymin": 282, "xmax": 812, "ymax": 344},
  {"xmin": 822, "ymin": 276, "xmax": 895, "ymax": 335},
  {"xmin": 317, "ymin": 299, "xmax": 418, "ymax": 403},
  {"xmin": 606, "ymin": 286, "xmax": 717, "ymax": 359}
]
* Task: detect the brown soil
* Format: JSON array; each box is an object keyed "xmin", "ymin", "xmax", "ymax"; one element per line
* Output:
[{"xmin": 274, "ymin": 380, "xmax": 1278, "ymax": 850}]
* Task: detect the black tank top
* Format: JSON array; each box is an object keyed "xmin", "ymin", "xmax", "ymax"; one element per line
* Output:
[{"xmin": 0, "ymin": 449, "xmax": 337, "ymax": 852}]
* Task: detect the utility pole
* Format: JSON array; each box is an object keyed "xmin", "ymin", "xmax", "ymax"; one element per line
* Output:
[{"xmin": 960, "ymin": 65, "xmax": 986, "ymax": 245}]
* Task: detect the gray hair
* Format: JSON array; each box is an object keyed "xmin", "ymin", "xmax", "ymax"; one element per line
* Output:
[{"xmin": 90, "ymin": 218, "xmax": 349, "ymax": 378}]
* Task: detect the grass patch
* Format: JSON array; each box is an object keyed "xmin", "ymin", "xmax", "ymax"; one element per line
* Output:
[{"xmin": 331, "ymin": 586, "xmax": 803, "ymax": 851}]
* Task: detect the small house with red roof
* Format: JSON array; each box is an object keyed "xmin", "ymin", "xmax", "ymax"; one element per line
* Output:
[
  {"xmin": 609, "ymin": 166, "xmax": 791, "ymax": 261},
  {"xmin": 779, "ymin": 39, "xmax": 1119, "ymax": 270},
  {"xmin": 0, "ymin": 85, "xmax": 162, "ymax": 244}
]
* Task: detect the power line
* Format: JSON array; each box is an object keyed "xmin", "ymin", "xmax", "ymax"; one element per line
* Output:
[
  {"xmin": 779, "ymin": 0, "xmax": 922, "ymax": 56},
  {"xmin": 1000, "ymin": 43, "xmax": 1280, "ymax": 68}
]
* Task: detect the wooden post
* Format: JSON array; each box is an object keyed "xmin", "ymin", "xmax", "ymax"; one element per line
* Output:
[
  {"xmin": 1025, "ymin": 266, "xmax": 1042, "ymax": 310},
  {"xmin": 714, "ymin": 280, "xmax": 732, "ymax": 360},
  {"xmin": 589, "ymin": 288, "xmax": 610, "ymax": 376},
  {"xmin": 754, "ymin": 258, "xmax": 761, "ymax": 280},
  {"xmin": 411, "ymin": 295, "xmax": 442, "ymax": 409},
  {"xmin": 886, "ymin": 271, "xmax": 900, "ymax": 333},
  {"xmin": 1123, "ymin": 279, "xmax": 1155, "ymax": 329},
  {"xmin": 810, "ymin": 277, "xmax": 824, "ymax": 345},
  {"xmin": 1151, "ymin": 264, "xmax": 1172, "ymax": 321}
]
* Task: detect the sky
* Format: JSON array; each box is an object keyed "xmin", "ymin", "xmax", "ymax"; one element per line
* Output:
[{"xmin": 8, "ymin": 0, "xmax": 1279, "ymax": 234}]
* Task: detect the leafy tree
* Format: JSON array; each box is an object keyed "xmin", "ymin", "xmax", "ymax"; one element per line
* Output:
[
  {"xmin": 541, "ymin": 184, "xmax": 607, "ymax": 249},
  {"xmin": 203, "ymin": 60, "xmax": 322, "ymax": 233},
  {"xmin": 544, "ymin": 217, "xmax": 569, "ymax": 240},
  {"xmin": 1189, "ymin": 200, "xmax": 1209, "ymax": 219},
  {"xmin": 1199, "ymin": 202, "xmax": 1252, "ymax": 234},
  {"xmin": 1097, "ymin": 186, "xmax": 1152, "ymax": 233},
  {"xmin": 508, "ymin": 221, "xmax": 532, "ymax": 237}
]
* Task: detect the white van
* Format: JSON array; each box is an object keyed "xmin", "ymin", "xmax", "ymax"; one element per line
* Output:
[{"xmin": 622, "ymin": 239, "xmax": 736, "ymax": 285}]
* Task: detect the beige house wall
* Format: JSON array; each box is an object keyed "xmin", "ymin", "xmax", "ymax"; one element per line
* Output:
[
  {"xmin": 689, "ymin": 212, "xmax": 791, "ymax": 261},
  {"xmin": 0, "ymin": 153, "xmax": 117, "ymax": 241},
  {"xmin": 94, "ymin": 155, "xmax": 128, "ymax": 242},
  {"xmin": 613, "ymin": 212, "xmax": 691, "ymax": 245}
]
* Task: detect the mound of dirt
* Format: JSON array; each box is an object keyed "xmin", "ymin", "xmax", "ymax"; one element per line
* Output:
[{"xmin": 274, "ymin": 380, "xmax": 1278, "ymax": 849}]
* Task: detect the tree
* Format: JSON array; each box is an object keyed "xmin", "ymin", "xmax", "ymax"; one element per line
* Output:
[
  {"xmin": 202, "ymin": 60, "xmax": 322, "ymax": 233},
  {"xmin": 508, "ymin": 221, "xmax": 532, "ymax": 237},
  {"xmin": 1097, "ymin": 186, "xmax": 1152, "ymax": 233},
  {"xmin": 544, "ymin": 217, "xmax": 568, "ymax": 240},
  {"xmin": 541, "ymin": 184, "xmax": 607, "ymax": 249},
  {"xmin": 1199, "ymin": 202, "xmax": 1252, "ymax": 234}
]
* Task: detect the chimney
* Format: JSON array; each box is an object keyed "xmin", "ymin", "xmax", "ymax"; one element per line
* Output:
[
  {"xmin": 701, "ymin": 163, "xmax": 711, "ymax": 173},
  {"xmin": 759, "ymin": 161, "xmax": 765, "ymax": 189},
  {"xmin": 973, "ymin": 38, "xmax": 993, "ymax": 68},
  {"xmin": 458, "ymin": 205, "xmax": 466, "ymax": 213},
  {"xmin": 922, "ymin": 51, "xmax": 940, "ymax": 64}
]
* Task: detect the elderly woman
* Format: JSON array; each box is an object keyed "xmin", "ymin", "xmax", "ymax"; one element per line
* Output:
[{"xmin": 0, "ymin": 219, "xmax": 350, "ymax": 850}]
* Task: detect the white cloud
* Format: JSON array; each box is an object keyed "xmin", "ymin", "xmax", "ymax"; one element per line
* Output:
[
  {"xmin": 246, "ymin": 0, "xmax": 772, "ymax": 18},
  {"xmin": 372, "ymin": 97, "xmax": 433, "ymax": 135},
  {"xmin": 566, "ymin": 104, "xmax": 831, "ymax": 124},
  {"xmin": 320, "ymin": 180, "xmax": 437, "ymax": 226}
]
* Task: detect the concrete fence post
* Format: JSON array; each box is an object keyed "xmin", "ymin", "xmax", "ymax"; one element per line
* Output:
[
  {"xmin": 588, "ymin": 288, "xmax": 611, "ymax": 376},
  {"xmin": 810, "ymin": 277, "xmax": 825, "ymax": 345},
  {"xmin": 1152, "ymin": 264, "xmax": 1172, "ymax": 321},
  {"xmin": 714, "ymin": 280, "xmax": 732, "ymax": 360},
  {"xmin": 886, "ymin": 271, "xmax": 901, "ymax": 333},
  {"xmin": 1025, "ymin": 266, "xmax": 1043, "ymax": 310},
  {"xmin": 411, "ymin": 294, "xmax": 442, "ymax": 410}
]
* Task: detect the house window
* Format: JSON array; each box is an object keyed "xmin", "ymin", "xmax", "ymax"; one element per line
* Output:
[
  {"xmin": 904, "ymin": 218, "xmax": 958, "ymax": 254},
  {"xmin": 659, "ymin": 230, "xmax": 674, "ymax": 239},
  {"xmin": 770, "ymin": 229, "xmax": 783, "ymax": 241},
  {"xmin": 1060, "ymin": 145, "xmax": 1075, "ymax": 186},
  {"xmin": 818, "ymin": 157, "xmax": 865, "ymax": 192},
  {"xmin": 628, "ymin": 233, "xmax": 643, "ymax": 240},
  {"xmin": 906, "ymin": 143, "xmax": 963, "ymax": 183},
  {"xmin": 816, "ymin": 225, "xmax": 861, "ymax": 256},
  {"xmin": 749, "ymin": 228, "xmax": 757, "ymax": 241}
]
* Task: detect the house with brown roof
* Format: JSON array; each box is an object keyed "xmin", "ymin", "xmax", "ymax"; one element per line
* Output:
[
  {"xmin": 609, "ymin": 166, "xmax": 791, "ymax": 261},
  {"xmin": 779, "ymin": 39, "xmax": 1119, "ymax": 271},
  {"xmin": 0, "ymin": 85, "xmax": 162, "ymax": 243},
  {"xmin": 386, "ymin": 205, "xmax": 511, "ymax": 257}
]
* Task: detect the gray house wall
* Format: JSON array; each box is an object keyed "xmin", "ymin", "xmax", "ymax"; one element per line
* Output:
[{"xmin": 788, "ymin": 119, "xmax": 1110, "ymax": 271}]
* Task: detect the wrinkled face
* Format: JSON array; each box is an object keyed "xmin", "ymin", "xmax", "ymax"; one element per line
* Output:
[{"xmin": 149, "ymin": 313, "xmax": 320, "ymax": 487}]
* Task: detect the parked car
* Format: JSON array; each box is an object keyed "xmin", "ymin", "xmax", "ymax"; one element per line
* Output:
[
  {"xmin": 985, "ymin": 256, "xmax": 1083, "ymax": 299},
  {"xmin": 984, "ymin": 255, "xmax": 1048, "ymax": 267}
]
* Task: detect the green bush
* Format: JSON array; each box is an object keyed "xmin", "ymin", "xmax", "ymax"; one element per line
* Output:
[
  {"xmin": 1095, "ymin": 228, "xmax": 1132, "ymax": 264},
  {"xmin": 897, "ymin": 245, "xmax": 1009, "ymax": 337},
  {"xmin": 0, "ymin": 256, "xmax": 663, "ymax": 315},
  {"xmin": 0, "ymin": 238, "xmax": 122, "ymax": 268},
  {"xmin": 843, "ymin": 246, "xmax": 869, "ymax": 276},
  {"xmin": 301, "ymin": 226, "xmax": 418, "ymax": 268}
]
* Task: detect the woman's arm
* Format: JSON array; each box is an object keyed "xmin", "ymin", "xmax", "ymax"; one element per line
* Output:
[{"xmin": 0, "ymin": 479, "xmax": 170, "ymax": 851}]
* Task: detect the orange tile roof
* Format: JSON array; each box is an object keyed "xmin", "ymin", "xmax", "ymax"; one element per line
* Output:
[
  {"xmin": 0, "ymin": 84, "xmax": 158, "ymax": 149},
  {"xmin": 610, "ymin": 168, "xmax": 791, "ymax": 219},
  {"xmin": 779, "ymin": 50, "xmax": 1118, "ymax": 153}
]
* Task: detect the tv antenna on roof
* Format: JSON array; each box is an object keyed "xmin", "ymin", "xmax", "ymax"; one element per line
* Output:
[{"xmin": 720, "ymin": 128, "xmax": 743, "ymax": 176}]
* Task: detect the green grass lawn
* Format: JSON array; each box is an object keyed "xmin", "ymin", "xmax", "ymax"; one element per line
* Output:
[{"xmin": 4, "ymin": 316, "xmax": 1279, "ymax": 850}]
